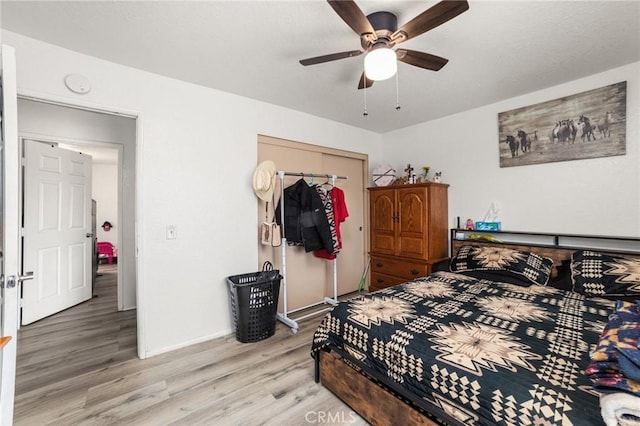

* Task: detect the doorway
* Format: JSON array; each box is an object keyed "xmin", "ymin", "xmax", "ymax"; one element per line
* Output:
[
  {"xmin": 21, "ymin": 139, "xmax": 95, "ymax": 324},
  {"xmin": 13, "ymin": 98, "xmax": 140, "ymax": 404},
  {"xmin": 20, "ymin": 138, "xmax": 122, "ymax": 324},
  {"xmin": 17, "ymin": 98, "xmax": 136, "ymax": 314}
]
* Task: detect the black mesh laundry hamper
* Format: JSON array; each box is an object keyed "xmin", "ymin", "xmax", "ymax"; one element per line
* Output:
[{"xmin": 227, "ymin": 262, "xmax": 282, "ymax": 343}]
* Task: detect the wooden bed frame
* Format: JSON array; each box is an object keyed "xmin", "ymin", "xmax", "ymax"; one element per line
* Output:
[
  {"xmin": 317, "ymin": 350, "xmax": 439, "ymax": 425},
  {"xmin": 314, "ymin": 230, "xmax": 640, "ymax": 426}
]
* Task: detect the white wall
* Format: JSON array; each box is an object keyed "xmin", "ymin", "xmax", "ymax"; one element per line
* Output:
[
  {"xmin": 1, "ymin": 30, "xmax": 383, "ymax": 356},
  {"xmin": 93, "ymin": 163, "xmax": 118, "ymax": 247},
  {"xmin": 382, "ymin": 62, "xmax": 640, "ymax": 237}
]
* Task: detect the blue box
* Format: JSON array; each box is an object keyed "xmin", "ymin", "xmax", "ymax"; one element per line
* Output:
[{"xmin": 475, "ymin": 222, "xmax": 501, "ymax": 231}]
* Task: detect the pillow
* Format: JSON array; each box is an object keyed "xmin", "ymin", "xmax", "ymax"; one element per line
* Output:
[
  {"xmin": 457, "ymin": 269, "xmax": 534, "ymax": 287},
  {"xmin": 450, "ymin": 245, "xmax": 554, "ymax": 286},
  {"xmin": 571, "ymin": 250, "xmax": 640, "ymax": 297}
]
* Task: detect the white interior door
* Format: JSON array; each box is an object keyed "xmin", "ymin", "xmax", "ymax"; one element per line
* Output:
[
  {"xmin": 1, "ymin": 44, "xmax": 20, "ymax": 426},
  {"xmin": 22, "ymin": 140, "xmax": 93, "ymax": 325}
]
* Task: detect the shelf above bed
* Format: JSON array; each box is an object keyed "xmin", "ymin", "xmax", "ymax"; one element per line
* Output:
[{"xmin": 451, "ymin": 229, "xmax": 640, "ymax": 256}]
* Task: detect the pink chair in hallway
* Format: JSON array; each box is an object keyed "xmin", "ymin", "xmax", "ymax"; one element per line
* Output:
[{"xmin": 97, "ymin": 242, "xmax": 117, "ymax": 264}]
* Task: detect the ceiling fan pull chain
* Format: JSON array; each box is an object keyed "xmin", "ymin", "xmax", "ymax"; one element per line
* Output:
[
  {"xmin": 395, "ymin": 70, "xmax": 401, "ymax": 111},
  {"xmin": 363, "ymin": 75, "xmax": 369, "ymax": 116}
]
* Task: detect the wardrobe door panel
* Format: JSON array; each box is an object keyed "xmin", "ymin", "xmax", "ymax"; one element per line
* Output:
[
  {"xmin": 369, "ymin": 189, "xmax": 396, "ymax": 256},
  {"xmin": 397, "ymin": 187, "xmax": 428, "ymax": 260},
  {"xmin": 322, "ymin": 153, "xmax": 366, "ymax": 296}
]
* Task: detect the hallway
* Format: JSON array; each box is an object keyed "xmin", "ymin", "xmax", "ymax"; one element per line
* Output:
[{"xmin": 14, "ymin": 264, "xmax": 137, "ymax": 424}]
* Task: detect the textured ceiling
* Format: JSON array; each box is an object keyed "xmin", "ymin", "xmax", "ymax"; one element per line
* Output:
[{"xmin": 2, "ymin": 1, "xmax": 639, "ymax": 133}]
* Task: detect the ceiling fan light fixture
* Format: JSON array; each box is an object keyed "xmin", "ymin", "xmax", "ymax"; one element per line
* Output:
[{"xmin": 364, "ymin": 47, "xmax": 397, "ymax": 81}]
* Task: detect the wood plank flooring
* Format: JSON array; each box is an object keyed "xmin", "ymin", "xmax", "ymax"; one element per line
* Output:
[{"xmin": 14, "ymin": 265, "xmax": 366, "ymax": 425}]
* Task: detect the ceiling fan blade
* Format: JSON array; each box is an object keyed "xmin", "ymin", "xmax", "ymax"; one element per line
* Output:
[
  {"xmin": 393, "ymin": 0, "xmax": 469, "ymax": 42},
  {"xmin": 357, "ymin": 72, "xmax": 374, "ymax": 90},
  {"xmin": 328, "ymin": 0, "xmax": 376, "ymax": 39},
  {"xmin": 300, "ymin": 50, "xmax": 363, "ymax": 66},
  {"xmin": 396, "ymin": 49, "xmax": 449, "ymax": 71}
]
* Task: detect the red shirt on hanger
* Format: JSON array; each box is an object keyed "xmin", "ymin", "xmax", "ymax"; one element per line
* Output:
[{"xmin": 314, "ymin": 187, "xmax": 348, "ymax": 260}]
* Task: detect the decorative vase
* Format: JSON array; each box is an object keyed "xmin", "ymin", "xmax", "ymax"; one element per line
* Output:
[{"xmin": 422, "ymin": 166, "xmax": 430, "ymax": 181}]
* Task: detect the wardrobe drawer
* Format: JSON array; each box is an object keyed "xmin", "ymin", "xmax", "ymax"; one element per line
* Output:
[
  {"xmin": 369, "ymin": 272, "xmax": 405, "ymax": 292},
  {"xmin": 370, "ymin": 256, "xmax": 429, "ymax": 280}
]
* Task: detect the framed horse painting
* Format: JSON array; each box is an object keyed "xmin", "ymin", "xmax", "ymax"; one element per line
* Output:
[{"xmin": 497, "ymin": 81, "xmax": 626, "ymax": 167}]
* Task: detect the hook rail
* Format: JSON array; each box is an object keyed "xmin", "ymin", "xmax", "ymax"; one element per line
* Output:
[{"xmin": 280, "ymin": 171, "xmax": 347, "ymax": 180}]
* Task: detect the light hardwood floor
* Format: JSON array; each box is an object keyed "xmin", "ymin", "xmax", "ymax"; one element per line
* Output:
[{"xmin": 14, "ymin": 264, "xmax": 365, "ymax": 425}]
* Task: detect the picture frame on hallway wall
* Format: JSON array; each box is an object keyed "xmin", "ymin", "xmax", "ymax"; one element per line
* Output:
[{"xmin": 498, "ymin": 81, "xmax": 627, "ymax": 168}]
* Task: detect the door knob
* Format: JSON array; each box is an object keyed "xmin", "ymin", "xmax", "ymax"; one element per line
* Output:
[
  {"xmin": 4, "ymin": 272, "xmax": 34, "ymax": 289},
  {"xmin": 86, "ymin": 233, "xmax": 94, "ymax": 238},
  {"xmin": 19, "ymin": 272, "xmax": 34, "ymax": 281}
]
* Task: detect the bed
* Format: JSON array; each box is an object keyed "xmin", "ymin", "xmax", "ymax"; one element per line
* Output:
[{"xmin": 311, "ymin": 232, "xmax": 640, "ymax": 425}]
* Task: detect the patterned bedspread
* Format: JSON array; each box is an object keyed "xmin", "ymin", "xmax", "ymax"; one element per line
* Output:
[{"xmin": 311, "ymin": 271, "xmax": 616, "ymax": 426}]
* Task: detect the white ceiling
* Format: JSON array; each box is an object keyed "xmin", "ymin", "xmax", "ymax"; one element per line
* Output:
[{"xmin": 2, "ymin": 1, "xmax": 639, "ymax": 134}]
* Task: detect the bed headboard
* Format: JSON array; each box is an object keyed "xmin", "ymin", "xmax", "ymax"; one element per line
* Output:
[{"xmin": 450, "ymin": 229, "xmax": 640, "ymax": 275}]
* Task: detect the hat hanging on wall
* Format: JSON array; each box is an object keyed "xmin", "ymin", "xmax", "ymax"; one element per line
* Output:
[
  {"xmin": 102, "ymin": 221, "xmax": 112, "ymax": 231},
  {"xmin": 252, "ymin": 160, "xmax": 277, "ymax": 201}
]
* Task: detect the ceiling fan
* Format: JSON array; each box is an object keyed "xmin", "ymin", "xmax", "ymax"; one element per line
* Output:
[{"xmin": 300, "ymin": 0, "xmax": 469, "ymax": 89}]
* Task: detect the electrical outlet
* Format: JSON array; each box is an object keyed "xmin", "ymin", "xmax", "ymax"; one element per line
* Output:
[{"xmin": 166, "ymin": 225, "xmax": 177, "ymax": 240}]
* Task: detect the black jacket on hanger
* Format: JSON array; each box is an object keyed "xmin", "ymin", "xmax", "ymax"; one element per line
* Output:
[{"xmin": 275, "ymin": 179, "xmax": 334, "ymax": 254}]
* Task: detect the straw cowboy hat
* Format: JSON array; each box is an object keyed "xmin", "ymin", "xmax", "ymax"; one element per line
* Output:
[{"xmin": 252, "ymin": 160, "xmax": 277, "ymax": 201}]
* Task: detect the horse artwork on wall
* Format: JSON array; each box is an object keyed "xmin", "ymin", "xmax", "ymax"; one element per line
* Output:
[{"xmin": 497, "ymin": 81, "xmax": 626, "ymax": 167}]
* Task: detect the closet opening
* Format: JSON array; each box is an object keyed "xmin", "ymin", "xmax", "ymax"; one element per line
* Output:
[{"xmin": 257, "ymin": 135, "xmax": 369, "ymax": 325}]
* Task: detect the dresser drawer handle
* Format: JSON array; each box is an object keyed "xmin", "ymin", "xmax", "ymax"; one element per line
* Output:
[
  {"xmin": 376, "ymin": 262, "xmax": 384, "ymax": 268},
  {"xmin": 376, "ymin": 278, "xmax": 384, "ymax": 283},
  {"xmin": 410, "ymin": 269, "xmax": 420, "ymax": 275}
]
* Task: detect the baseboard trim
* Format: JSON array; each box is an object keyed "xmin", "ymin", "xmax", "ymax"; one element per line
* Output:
[{"xmin": 144, "ymin": 328, "xmax": 233, "ymax": 358}]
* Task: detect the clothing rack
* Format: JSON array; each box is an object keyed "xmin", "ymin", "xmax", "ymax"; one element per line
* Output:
[{"xmin": 276, "ymin": 171, "xmax": 348, "ymax": 334}]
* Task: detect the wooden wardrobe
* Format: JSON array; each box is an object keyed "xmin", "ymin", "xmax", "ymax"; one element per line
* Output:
[{"xmin": 368, "ymin": 183, "xmax": 449, "ymax": 291}]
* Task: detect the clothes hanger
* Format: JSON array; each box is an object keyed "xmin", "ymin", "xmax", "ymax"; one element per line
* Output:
[{"xmin": 298, "ymin": 172, "xmax": 308, "ymax": 186}]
